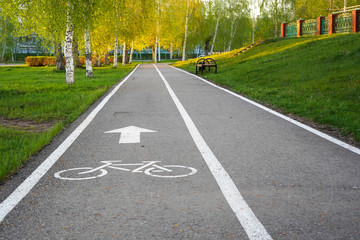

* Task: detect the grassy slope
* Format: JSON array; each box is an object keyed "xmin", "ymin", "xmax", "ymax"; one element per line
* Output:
[
  {"xmin": 0, "ymin": 64, "xmax": 135, "ymax": 180},
  {"xmin": 174, "ymin": 33, "xmax": 360, "ymax": 143}
]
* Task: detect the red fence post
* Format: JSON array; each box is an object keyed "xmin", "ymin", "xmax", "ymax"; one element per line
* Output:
[
  {"xmin": 281, "ymin": 23, "xmax": 288, "ymax": 37},
  {"xmin": 317, "ymin": 16, "xmax": 324, "ymax": 35},
  {"xmin": 353, "ymin": 9, "xmax": 360, "ymax": 32},
  {"xmin": 297, "ymin": 19, "xmax": 305, "ymax": 37},
  {"xmin": 328, "ymin": 14, "xmax": 337, "ymax": 34}
]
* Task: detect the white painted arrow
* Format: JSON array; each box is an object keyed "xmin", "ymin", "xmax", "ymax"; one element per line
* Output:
[{"xmin": 105, "ymin": 126, "xmax": 157, "ymax": 144}]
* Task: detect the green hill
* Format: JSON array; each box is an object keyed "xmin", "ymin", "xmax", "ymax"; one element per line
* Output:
[{"xmin": 173, "ymin": 34, "xmax": 360, "ymax": 144}]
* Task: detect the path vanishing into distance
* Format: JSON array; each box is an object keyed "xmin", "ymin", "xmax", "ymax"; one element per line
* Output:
[{"xmin": 0, "ymin": 64, "xmax": 359, "ymax": 239}]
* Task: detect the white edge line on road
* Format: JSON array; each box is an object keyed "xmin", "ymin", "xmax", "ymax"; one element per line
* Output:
[
  {"xmin": 170, "ymin": 65, "xmax": 360, "ymax": 156},
  {"xmin": 0, "ymin": 64, "xmax": 140, "ymax": 222},
  {"xmin": 154, "ymin": 64, "xmax": 272, "ymax": 240}
]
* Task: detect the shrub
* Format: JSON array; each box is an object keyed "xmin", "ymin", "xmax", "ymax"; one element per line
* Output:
[
  {"xmin": 25, "ymin": 56, "xmax": 47, "ymax": 66},
  {"xmin": 79, "ymin": 56, "xmax": 86, "ymax": 65},
  {"xmin": 44, "ymin": 57, "xmax": 56, "ymax": 66},
  {"xmin": 25, "ymin": 56, "xmax": 64, "ymax": 66}
]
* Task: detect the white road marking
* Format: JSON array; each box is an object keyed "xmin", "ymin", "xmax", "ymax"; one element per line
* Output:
[
  {"xmin": 0, "ymin": 65, "xmax": 140, "ymax": 222},
  {"xmin": 154, "ymin": 64, "xmax": 272, "ymax": 240},
  {"xmin": 54, "ymin": 161, "xmax": 197, "ymax": 180},
  {"xmin": 170, "ymin": 65, "xmax": 360, "ymax": 156},
  {"xmin": 105, "ymin": 126, "xmax": 157, "ymax": 144}
]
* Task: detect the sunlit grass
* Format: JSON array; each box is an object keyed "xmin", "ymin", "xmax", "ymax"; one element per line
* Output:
[
  {"xmin": 0, "ymin": 64, "xmax": 135, "ymax": 180},
  {"xmin": 174, "ymin": 33, "xmax": 360, "ymax": 143}
]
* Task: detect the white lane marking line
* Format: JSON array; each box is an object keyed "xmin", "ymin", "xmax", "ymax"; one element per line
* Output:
[
  {"xmin": 170, "ymin": 65, "xmax": 360, "ymax": 156},
  {"xmin": 0, "ymin": 65, "xmax": 140, "ymax": 222},
  {"xmin": 105, "ymin": 126, "xmax": 157, "ymax": 144},
  {"xmin": 154, "ymin": 64, "xmax": 272, "ymax": 240}
]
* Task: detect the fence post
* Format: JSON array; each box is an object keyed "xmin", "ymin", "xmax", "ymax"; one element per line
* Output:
[
  {"xmin": 353, "ymin": 9, "xmax": 360, "ymax": 32},
  {"xmin": 297, "ymin": 19, "xmax": 305, "ymax": 37},
  {"xmin": 317, "ymin": 16, "xmax": 324, "ymax": 35},
  {"xmin": 281, "ymin": 23, "xmax": 288, "ymax": 37},
  {"xmin": 328, "ymin": 14, "xmax": 337, "ymax": 34}
]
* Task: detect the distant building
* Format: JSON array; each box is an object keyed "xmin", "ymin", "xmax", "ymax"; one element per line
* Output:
[{"xmin": 16, "ymin": 33, "xmax": 46, "ymax": 55}]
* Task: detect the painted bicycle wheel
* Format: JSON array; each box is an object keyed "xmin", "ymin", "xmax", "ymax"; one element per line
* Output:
[
  {"xmin": 144, "ymin": 165, "xmax": 197, "ymax": 178},
  {"xmin": 54, "ymin": 167, "xmax": 107, "ymax": 180}
]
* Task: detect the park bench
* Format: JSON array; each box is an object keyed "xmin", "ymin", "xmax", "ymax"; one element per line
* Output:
[{"xmin": 196, "ymin": 58, "xmax": 217, "ymax": 75}]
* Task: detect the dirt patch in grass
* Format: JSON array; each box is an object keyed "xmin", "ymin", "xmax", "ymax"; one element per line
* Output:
[{"xmin": 0, "ymin": 117, "xmax": 54, "ymax": 132}]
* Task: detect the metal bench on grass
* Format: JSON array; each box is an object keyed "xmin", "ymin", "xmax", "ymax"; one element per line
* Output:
[{"xmin": 196, "ymin": 58, "xmax": 217, "ymax": 75}]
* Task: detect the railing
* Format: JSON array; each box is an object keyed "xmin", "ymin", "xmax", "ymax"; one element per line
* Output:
[
  {"xmin": 302, "ymin": 19, "xmax": 317, "ymax": 36},
  {"xmin": 286, "ymin": 22, "xmax": 297, "ymax": 37},
  {"xmin": 335, "ymin": 13, "xmax": 353, "ymax": 33},
  {"xmin": 282, "ymin": 9, "xmax": 360, "ymax": 37},
  {"xmin": 321, "ymin": 17, "xmax": 329, "ymax": 35}
]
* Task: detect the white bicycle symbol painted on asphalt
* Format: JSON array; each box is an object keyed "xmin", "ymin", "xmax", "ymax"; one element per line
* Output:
[{"xmin": 54, "ymin": 161, "xmax": 197, "ymax": 180}]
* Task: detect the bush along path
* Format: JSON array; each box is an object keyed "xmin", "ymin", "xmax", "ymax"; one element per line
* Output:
[
  {"xmin": 173, "ymin": 33, "xmax": 360, "ymax": 145},
  {"xmin": 0, "ymin": 64, "xmax": 136, "ymax": 181}
]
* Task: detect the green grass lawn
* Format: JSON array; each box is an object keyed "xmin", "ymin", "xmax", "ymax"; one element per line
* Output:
[
  {"xmin": 174, "ymin": 33, "xmax": 360, "ymax": 144},
  {"xmin": 0, "ymin": 64, "xmax": 135, "ymax": 180}
]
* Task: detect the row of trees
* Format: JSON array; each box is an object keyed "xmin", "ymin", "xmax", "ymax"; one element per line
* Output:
[{"xmin": 0, "ymin": 0, "xmax": 358, "ymax": 83}]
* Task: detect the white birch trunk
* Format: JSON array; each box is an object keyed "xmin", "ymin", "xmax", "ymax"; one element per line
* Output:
[
  {"xmin": 65, "ymin": 2, "xmax": 74, "ymax": 84},
  {"xmin": 122, "ymin": 42, "xmax": 126, "ymax": 66},
  {"xmin": 114, "ymin": 37, "xmax": 118, "ymax": 68},
  {"xmin": 170, "ymin": 44, "xmax": 173, "ymax": 59},
  {"xmin": 228, "ymin": 20, "xmax": 238, "ymax": 51},
  {"xmin": 129, "ymin": 41, "xmax": 134, "ymax": 64},
  {"xmin": 158, "ymin": 40, "xmax": 160, "ymax": 62},
  {"xmin": 1, "ymin": 40, "xmax": 6, "ymax": 62},
  {"xmin": 182, "ymin": 0, "xmax": 189, "ymax": 61},
  {"xmin": 1, "ymin": 18, "xmax": 7, "ymax": 62},
  {"xmin": 84, "ymin": 27, "xmax": 93, "ymax": 77},
  {"xmin": 210, "ymin": 16, "xmax": 220, "ymax": 55},
  {"xmin": 154, "ymin": 37, "xmax": 158, "ymax": 63}
]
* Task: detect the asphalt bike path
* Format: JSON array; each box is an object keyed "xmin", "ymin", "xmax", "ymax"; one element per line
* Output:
[
  {"xmin": 1, "ymin": 64, "xmax": 245, "ymax": 239},
  {"xmin": 160, "ymin": 65, "xmax": 360, "ymax": 239},
  {"xmin": 0, "ymin": 63, "xmax": 359, "ymax": 239}
]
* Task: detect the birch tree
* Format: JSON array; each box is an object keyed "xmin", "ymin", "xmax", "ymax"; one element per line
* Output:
[
  {"xmin": 209, "ymin": 1, "xmax": 223, "ymax": 54},
  {"xmin": 84, "ymin": 0, "xmax": 93, "ymax": 77},
  {"xmin": 65, "ymin": 1, "xmax": 75, "ymax": 84},
  {"xmin": 182, "ymin": 0, "xmax": 190, "ymax": 61}
]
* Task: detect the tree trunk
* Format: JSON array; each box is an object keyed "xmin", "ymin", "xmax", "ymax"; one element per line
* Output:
[
  {"xmin": 65, "ymin": 1, "xmax": 75, "ymax": 84},
  {"xmin": 129, "ymin": 41, "xmax": 134, "ymax": 64},
  {"xmin": 84, "ymin": 0, "xmax": 93, "ymax": 77},
  {"xmin": 114, "ymin": 37, "xmax": 118, "ymax": 68},
  {"xmin": 152, "ymin": 45, "xmax": 156, "ymax": 62},
  {"xmin": 170, "ymin": 44, "xmax": 173, "ymax": 59},
  {"xmin": 181, "ymin": 0, "xmax": 189, "ymax": 61},
  {"xmin": 55, "ymin": 42, "xmax": 65, "ymax": 71},
  {"xmin": 72, "ymin": 39, "xmax": 81, "ymax": 68},
  {"xmin": 228, "ymin": 19, "xmax": 238, "ymax": 51},
  {"xmin": 94, "ymin": 54, "xmax": 101, "ymax": 67},
  {"xmin": 84, "ymin": 27, "xmax": 93, "ymax": 77},
  {"xmin": 154, "ymin": 37, "xmax": 158, "ymax": 63},
  {"xmin": 210, "ymin": 16, "xmax": 220, "ymax": 55},
  {"xmin": 182, "ymin": 0, "xmax": 189, "ymax": 61},
  {"xmin": 204, "ymin": 36, "xmax": 211, "ymax": 56},
  {"xmin": 1, "ymin": 18, "xmax": 7, "ymax": 62},
  {"xmin": 104, "ymin": 53, "xmax": 110, "ymax": 65},
  {"xmin": 122, "ymin": 42, "xmax": 126, "ymax": 66},
  {"xmin": 158, "ymin": 40, "xmax": 161, "ymax": 62},
  {"xmin": 125, "ymin": 46, "xmax": 129, "ymax": 63}
]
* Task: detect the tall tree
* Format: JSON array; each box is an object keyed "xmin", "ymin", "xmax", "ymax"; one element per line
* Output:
[{"xmin": 65, "ymin": 1, "xmax": 75, "ymax": 84}]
